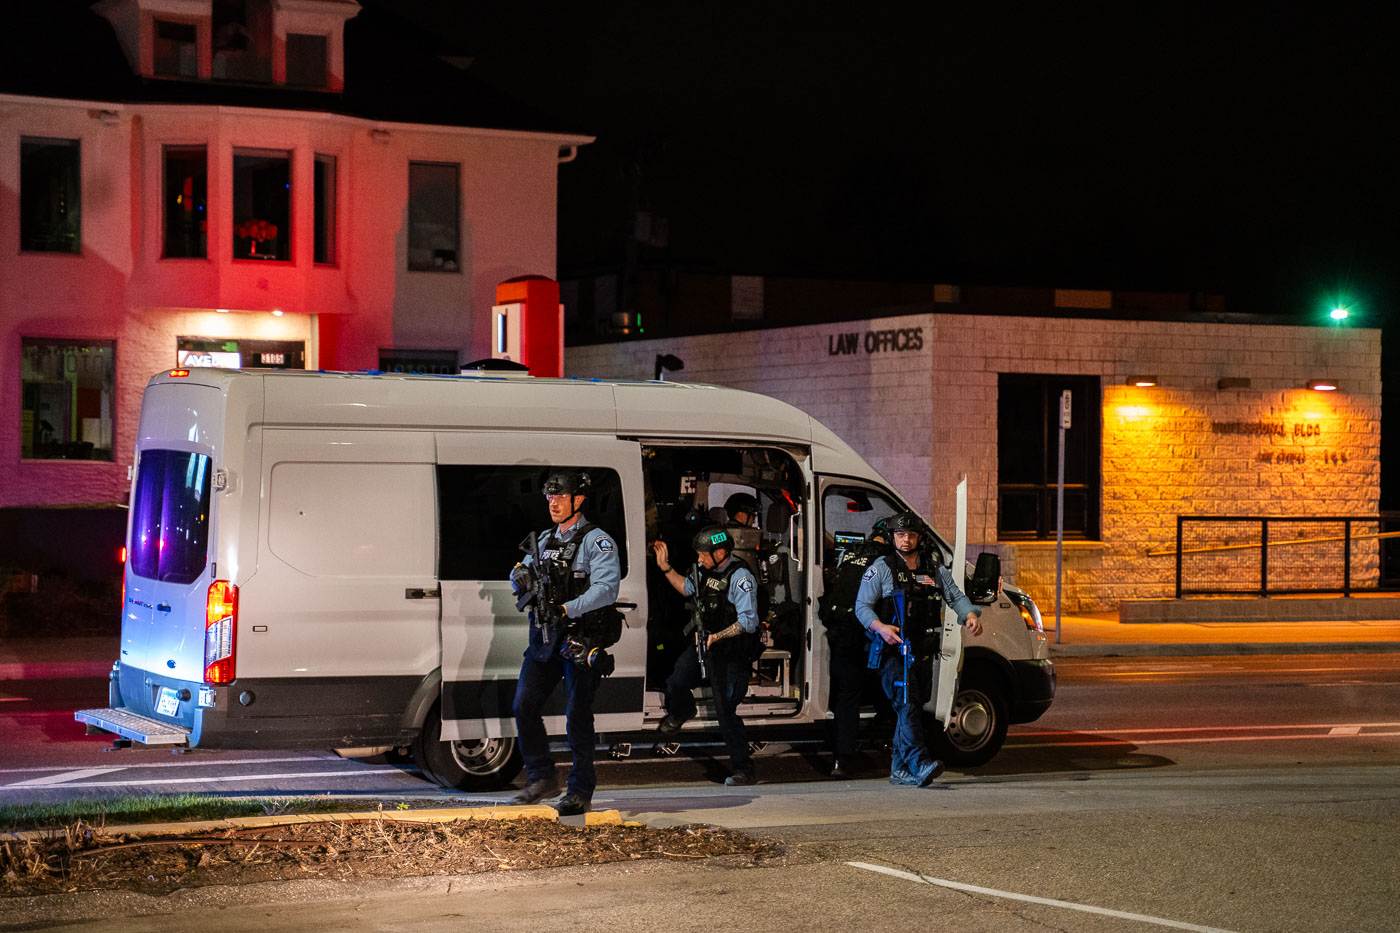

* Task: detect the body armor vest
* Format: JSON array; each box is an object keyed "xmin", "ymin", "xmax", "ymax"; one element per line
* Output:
[
  {"xmin": 695, "ymin": 557, "xmax": 752, "ymax": 659},
  {"xmin": 821, "ymin": 541, "xmax": 890, "ymax": 652},
  {"xmin": 538, "ymin": 520, "xmax": 594, "ymax": 610},
  {"xmin": 875, "ymin": 553, "xmax": 942, "ymax": 657}
]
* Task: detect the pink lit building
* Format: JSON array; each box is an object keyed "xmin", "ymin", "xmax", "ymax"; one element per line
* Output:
[{"xmin": 1, "ymin": 1, "xmax": 587, "ymax": 573}]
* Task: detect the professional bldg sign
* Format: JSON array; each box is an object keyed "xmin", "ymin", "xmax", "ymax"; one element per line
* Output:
[{"xmin": 826, "ymin": 326, "xmax": 924, "ymax": 356}]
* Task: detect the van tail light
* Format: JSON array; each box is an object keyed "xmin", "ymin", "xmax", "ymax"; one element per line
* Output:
[{"xmin": 204, "ymin": 580, "xmax": 238, "ymax": 683}]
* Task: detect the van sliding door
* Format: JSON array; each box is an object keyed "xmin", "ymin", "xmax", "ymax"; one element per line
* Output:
[{"xmin": 435, "ymin": 433, "xmax": 647, "ymax": 741}]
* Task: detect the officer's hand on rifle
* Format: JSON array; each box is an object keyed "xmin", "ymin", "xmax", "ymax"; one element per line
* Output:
[
  {"xmin": 870, "ymin": 620, "xmax": 903, "ymax": 646},
  {"xmin": 510, "ymin": 563, "xmax": 533, "ymax": 596}
]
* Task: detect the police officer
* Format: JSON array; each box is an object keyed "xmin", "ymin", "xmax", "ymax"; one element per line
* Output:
[
  {"xmin": 509, "ymin": 470, "xmax": 621, "ymax": 815},
  {"xmin": 724, "ymin": 492, "xmax": 759, "ymax": 528},
  {"xmin": 652, "ymin": 526, "xmax": 760, "ymax": 786},
  {"xmin": 819, "ymin": 516, "xmax": 892, "ymax": 778},
  {"xmin": 855, "ymin": 511, "xmax": 982, "ymax": 787}
]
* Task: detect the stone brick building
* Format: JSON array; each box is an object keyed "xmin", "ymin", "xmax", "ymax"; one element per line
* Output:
[{"xmin": 567, "ymin": 297, "xmax": 1380, "ymax": 612}]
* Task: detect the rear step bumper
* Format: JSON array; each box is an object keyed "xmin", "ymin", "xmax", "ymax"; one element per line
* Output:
[{"xmin": 75, "ymin": 708, "xmax": 190, "ymax": 746}]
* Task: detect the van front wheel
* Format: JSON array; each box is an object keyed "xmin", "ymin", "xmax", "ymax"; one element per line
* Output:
[
  {"xmin": 926, "ymin": 678, "xmax": 1009, "ymax": 768},
  {"xmin": 412, "ymin": 704, "xmax": 523, "ymax": 791}
]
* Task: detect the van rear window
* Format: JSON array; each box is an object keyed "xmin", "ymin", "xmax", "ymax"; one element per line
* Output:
[{"xmin": 130, "ymin": 449, "xmax": 212, "ymax": 584}]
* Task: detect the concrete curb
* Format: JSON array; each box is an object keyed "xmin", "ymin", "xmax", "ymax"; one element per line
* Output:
[
  {"xmin": 1048, "ymin": 641, "xmax": 1400, "ymax": 657},
  {"xmin": 7, "ymin": 806, "xmax": 632, "ymax": 842}
]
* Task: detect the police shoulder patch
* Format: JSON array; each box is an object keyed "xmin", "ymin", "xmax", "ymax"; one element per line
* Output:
[
  {"xmin": 862, "ymin": 567, "xmax": 878, "ymax": 581},
  {"xmin": 736, "ymin": 576, "xmax": 755, "ymax": 594},
  {"xmin": 594, "ymin": 536, "xmax": 615, "ymax": 552}
]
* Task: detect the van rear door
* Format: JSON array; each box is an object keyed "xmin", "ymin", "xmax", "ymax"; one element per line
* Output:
[
  {"xmin": 435, "ymin": 433, "xmax": 648, "ymax": 741},
  {"xmin": 121, "ymin": 384, "xmax": 223, "ymax": 682}
]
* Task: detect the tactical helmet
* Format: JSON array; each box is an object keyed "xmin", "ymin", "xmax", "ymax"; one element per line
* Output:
[
  {"xmin": 889, "ymin": 511, "xmax": 925, "ymax": 535},
  {"xmin": 542, "ymin": 470, "xmax": 591, "ymax": 497},
  {"xmin": 871, "ymin": 516, "xmax": 893, "ymax": 540},
  {"xmin": 724, "ymin": 492, "xmax": 759, "ymax": 522},
  {"xmin": 692, "ymin": 525, "xmax": 733, "ymax": 554}
]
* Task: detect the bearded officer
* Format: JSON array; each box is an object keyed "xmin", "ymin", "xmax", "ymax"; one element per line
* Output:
[
  {"xmin": 509, "ymin": 470, "xmax": 620, "ymax": 815},
  {"xmin": 854, "ymin": 511, "xmax": 982, "ymax": 787}
]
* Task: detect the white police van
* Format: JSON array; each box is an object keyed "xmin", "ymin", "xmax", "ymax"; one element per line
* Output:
[{"xmin": 76, "ymin": 368, "xmax": 1054, "ymax": 788}]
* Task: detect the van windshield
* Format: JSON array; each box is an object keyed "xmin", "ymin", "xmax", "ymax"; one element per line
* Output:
[{"xmin": 130, "ymin": 449, "xmax": 212, "ymax": 584}]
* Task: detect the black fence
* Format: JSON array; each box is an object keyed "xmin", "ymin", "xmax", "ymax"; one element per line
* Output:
[{"xmin": 1171, "ymin": 514, "xmax": 1400, "ymax": 598}]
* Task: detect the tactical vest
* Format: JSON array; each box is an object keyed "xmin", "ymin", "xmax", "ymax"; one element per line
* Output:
[
  {"xmin": 534, "ymin": 522, "xmax": 624, "ymax": 650},
  {"xmin": 820, "ymin": 541, "xmax": 889, "ymax": 653},
  {"xmin": 875, "ymin": 553, "xmax": 942, "ymax": 657},
  {"xmin": 696, "ymin": 557, "xmax": 753, "ymax": 659}
]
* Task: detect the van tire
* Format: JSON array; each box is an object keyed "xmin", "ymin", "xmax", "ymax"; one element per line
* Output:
[
  {"xmin": 926, "ymin": 675, "xmax": 1009, "ymax": 768},
  {"xmin": 412, "ymin": 703, "xmax": 523, "ymax": 791}
]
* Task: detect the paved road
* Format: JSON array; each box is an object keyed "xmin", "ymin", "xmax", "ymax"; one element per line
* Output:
[{"xmin": 4, "ymin": 654, "xmax": 1400, "ymax": 931}]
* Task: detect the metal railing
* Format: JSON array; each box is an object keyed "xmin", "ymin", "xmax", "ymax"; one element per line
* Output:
[{"xmin": 1155, "ymin": 515, "xmax": 1400, "ymax": 598}]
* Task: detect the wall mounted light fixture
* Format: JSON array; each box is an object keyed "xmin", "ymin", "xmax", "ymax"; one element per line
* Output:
[
  {"xmin": 1307, "ymin": 379, "xmax": 1338, "ymax": 391},
  {"xmin": 1128, "ymin": 375, "xmax": 1158, "ymax": 387},
  {"xmin": 370, "ymin": 128, "xmax": 391, "ymax": 143}
]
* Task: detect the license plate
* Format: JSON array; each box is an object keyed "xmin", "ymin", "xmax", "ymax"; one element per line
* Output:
[{"xmin": 155, "ymin": 686, "xmax": 180, "ymax": 717}]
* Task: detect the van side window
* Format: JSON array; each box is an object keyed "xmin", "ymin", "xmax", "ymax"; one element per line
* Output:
[
  {"xmin": 130, "ymin": 449, "xmax": 212, "ymax": 584},
  {"xmin": 437, "ymin": 466, "xmax": 628, "ymax": 581}
]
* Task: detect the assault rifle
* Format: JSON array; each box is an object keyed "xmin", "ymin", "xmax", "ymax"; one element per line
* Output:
[
  {"xmin": 867, "ymin": 588, "xmax": 913, "ymax": 707},
  {"xmin": 684, "ymin": 564, "xmax": 709, "ymax": 680},
  {"xmin": 513, "ymin": 531, "xmax": 564, "ymax": 632}
]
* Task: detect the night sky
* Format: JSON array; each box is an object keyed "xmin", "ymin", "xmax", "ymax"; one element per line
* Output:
[{"xmin": 369, "ymin": 2, "xmax": 1399, "ymax": 326}]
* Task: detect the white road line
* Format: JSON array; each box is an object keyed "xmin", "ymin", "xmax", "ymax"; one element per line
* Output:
[
  {"xmin": 1329, "ymin": 725, "xmax": 1363, "ymax": 735},
  {"xmin": 847, "ymin": 861, "xmax": 1237, "ymax": 933},
  {"xmin": 1017, "ymin": 722, "xmax": 1400, "ymax": 737},
  {"xmin": 0, "ymin": 768, "xmax": 407, "ymax": 791},
  {"xmin": 0, "ymin": 755, "xmax": 333, "ymax": 776},
  {"xmin": 8, "ymin": 768, "xmax": 124, "ymax": 788},
  {"xmin": 1013, "ymin": 731, "xmax": 1400, "ymax": 749}
]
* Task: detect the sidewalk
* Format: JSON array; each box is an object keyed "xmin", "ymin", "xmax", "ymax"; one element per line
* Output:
[{"xmin": 1047, "ymin": 612, "xmax": 1400, "ymax": 657}]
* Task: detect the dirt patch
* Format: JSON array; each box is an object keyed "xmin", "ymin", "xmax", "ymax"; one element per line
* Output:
[{"xmin": 1, "ymin": 816, "xmax": 782, "ymax": 897}]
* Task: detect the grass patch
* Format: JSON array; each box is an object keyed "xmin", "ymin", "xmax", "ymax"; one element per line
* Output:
[{"xmin": 0, "ymin": 793, "xmax": 366, "ymax": 833}]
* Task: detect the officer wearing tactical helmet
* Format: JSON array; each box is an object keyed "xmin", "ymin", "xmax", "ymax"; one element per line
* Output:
[
  {"xmin": 724, "ymin": 492, "xmax": 759, "ymax": 528},
  {"xmin": 855, "ymin": 511, "xmax": 982, "ymax": 787},
  {"xmin": 819, "ymin": 515, "xmax": 893, "ymax": 778},
  {"xmin": 652, "ymin": 525, "xmax": 760, "ymax": 785},
  {"xmin": 509, "ymin": 470, "xmax": 621, "ymax": 815}
]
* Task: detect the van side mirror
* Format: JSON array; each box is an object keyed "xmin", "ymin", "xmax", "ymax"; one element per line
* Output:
[{"xmin": 966, "ymin": 552, "xmax": 1001, "ymax": 604}]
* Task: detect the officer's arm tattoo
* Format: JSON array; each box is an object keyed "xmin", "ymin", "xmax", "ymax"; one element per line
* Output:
[{"xmin": 711, "ymin": 621, "xmax": 744, "ymax": 642}]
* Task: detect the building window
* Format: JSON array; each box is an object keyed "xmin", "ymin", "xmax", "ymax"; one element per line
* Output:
[
  {"xmin": 20, "ymin": 137, "xmax": 81, "ymax": 254},
  {"xmin": 997, "ymin": 373, "xmax": 1101, "ymax": 540},
  {"xmin": 20, "ymin": 339, "xmax": 115, "ymax": 461},
  {"xmin": 313, "ymin": 153, "xmax": 336, "ymax": 264},
  {"xmin": 233, "ymin": 148, "xmax": 290, "ymax": 261},
  {"xmin": 408, "ymin": 161, "xmax": 459, "ymax": 272},
  {"xmin": 163, "ymin": 146, "xmax": 207, "ymax": 258},
  {"xmin": 212, "ymin": 0, "xmax": 272, "ymax": 83},
  {"xmin": 286, "ymin": 33, "xmax": 328, "ymax": 88},
  {"xmin": 154, "ymin": 20, "xmax": 198, "ymax": 77}
]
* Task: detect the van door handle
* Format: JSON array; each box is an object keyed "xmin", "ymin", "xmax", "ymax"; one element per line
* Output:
[
  {"xmin": 615, "ymin": 601, "xmax": 638, "ymax": 611},
  {"xmin": 405, "ymin": 588, "xmax": 441, "ymax": 599},
  {"xmin": 156, "ymin": 603, "xmax": 172, "ymax": 613}
]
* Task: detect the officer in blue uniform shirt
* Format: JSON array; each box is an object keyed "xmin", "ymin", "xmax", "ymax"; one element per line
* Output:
[
  {"xmin": 855, "ymin": 511, "xmax": 982, "ymax": 787},
  {"xmin": 509, "ymin": 470, "xmax": 621, "ymax": 815},
  {"xmin": 652, "ymin": 526, "xmax": 760, "ymax": 785}
]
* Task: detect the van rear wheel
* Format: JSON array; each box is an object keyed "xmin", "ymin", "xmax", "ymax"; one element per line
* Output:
[
  {"xmin": 412, "ymin": 703, "xmax": 523, "ymax": 791},
  {"xmin": 926, "ymin": 678, "xmax": 1009, "ymax": 768}
]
